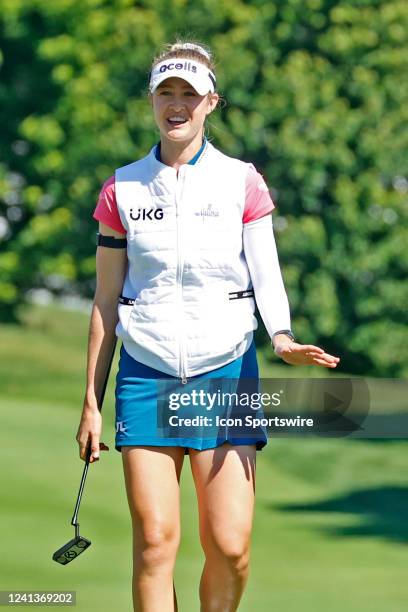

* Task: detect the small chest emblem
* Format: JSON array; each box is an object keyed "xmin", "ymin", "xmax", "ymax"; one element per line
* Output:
[
  {"xmin": 194, "ymin": 204, "xmax": 220, "ymax": 217},
  {"xmin": 130, "ymin": 208, "xmax": 164, "ymax": 221}
]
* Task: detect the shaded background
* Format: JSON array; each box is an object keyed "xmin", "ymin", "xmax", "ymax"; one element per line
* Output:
[{"xmin": 0, "ymin": 0, "xmax": 407, "ymax": 610}]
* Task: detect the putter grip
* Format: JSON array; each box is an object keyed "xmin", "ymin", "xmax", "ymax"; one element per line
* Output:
[{"xmin": 98, "ymin": 338, "xmax": 117, "ymax": 411}]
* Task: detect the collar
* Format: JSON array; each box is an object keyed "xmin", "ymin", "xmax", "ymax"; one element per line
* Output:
[{"xmin": 154, "ymin": 138, "xmax": 207, "ymax": 166}]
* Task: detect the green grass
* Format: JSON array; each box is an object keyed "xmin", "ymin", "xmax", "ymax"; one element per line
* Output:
[{"xmin": 1, "ymin": 304, "xmax": 407, "ymax": 611}]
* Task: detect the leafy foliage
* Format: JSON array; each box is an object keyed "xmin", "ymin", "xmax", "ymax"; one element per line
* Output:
[{"xmin": 0, "ymin": 0, "xmax": 407, "ymax": 375}]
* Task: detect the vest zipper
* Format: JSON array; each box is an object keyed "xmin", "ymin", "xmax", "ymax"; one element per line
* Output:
[{"xmin": 175, "ymin": 167, "xmax": 188, "ymax": 385}]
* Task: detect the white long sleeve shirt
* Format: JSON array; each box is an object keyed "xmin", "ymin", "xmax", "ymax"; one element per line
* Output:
[{"xmin": 243, "ymin": 214, "xmax": 291, "ymax": 339}]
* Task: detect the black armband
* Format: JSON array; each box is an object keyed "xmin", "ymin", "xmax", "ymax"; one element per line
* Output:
[{"xmin": 96, "ymin": 232, "xmax": 127, "ymax": 248}]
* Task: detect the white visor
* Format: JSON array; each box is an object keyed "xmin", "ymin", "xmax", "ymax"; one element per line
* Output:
[{"xmin": 149, "ymin": 58, "xmax": 216, "ymax": 96}]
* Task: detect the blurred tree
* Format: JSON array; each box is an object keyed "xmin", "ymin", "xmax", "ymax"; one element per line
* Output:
[{"xmin": 0, "ymin": 0, "xmax": 407, "ymax": 375}]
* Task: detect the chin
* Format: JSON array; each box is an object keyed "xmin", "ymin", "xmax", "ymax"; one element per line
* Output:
[{"xmin": 164, "ymin": 130, "xmax": 192, "ymax": 142}]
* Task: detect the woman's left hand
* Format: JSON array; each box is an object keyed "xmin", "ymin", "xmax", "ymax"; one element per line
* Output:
[{"xmin": 274, "ymin": 340, "xmax": 340, "ymax": 368}]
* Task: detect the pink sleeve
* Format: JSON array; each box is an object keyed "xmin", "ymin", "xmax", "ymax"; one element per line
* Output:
[
  {"xmin": 242, "ymin": 164, "xmax": 275, "ymax": 224},
  {"xmin": 93, "ymin": 175, "xmax": 126, "ymax": 234}
]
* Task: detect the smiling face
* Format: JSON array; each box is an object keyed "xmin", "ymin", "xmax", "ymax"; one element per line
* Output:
[{"xmin": 150, "ymin": 77, "xmax": 219, "ymax": 144}]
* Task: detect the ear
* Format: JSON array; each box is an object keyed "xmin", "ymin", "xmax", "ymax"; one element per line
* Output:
[{"xmin": 206, "ymin": 93, "xmax": 219, "ymax": 115}]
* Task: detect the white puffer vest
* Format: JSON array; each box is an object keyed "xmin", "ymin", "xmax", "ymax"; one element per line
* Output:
[{"xmin": 115, "ymin": 141, "xmax": 257, "ymax": 380}]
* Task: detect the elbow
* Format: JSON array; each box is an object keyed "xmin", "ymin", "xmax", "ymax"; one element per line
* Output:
[{"xmin": 93, "ymin": 289, "xmax": 121, "ymax": 312}]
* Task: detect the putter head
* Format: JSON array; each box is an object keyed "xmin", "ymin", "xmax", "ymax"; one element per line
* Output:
[{"xmin": 52, "ymin": 535, "xmax": 91, "ymax": 565}]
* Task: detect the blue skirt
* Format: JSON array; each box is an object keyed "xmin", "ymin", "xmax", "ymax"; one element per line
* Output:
[{"xmin": 115, "ymin": 341, "xmax": 268, "ymax": 453}]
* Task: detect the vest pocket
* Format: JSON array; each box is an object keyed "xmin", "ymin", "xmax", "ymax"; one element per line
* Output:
[
  {"xmin": 117, "ymin": 299, "xmax": 134, "ymax": 336},
  {"xmin": 225, "ymin": 293, "xmax": 257, "ymax": 344},
  {"xmin": 185, "ymin": 283, "xmax": 256, "ymax": 351}
]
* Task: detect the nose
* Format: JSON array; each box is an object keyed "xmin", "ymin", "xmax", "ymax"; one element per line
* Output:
[
  {"xmin": 168, "ymin": 94, "xmax": 187, "ymax": 111},
  {"xmin": 170, "ymin": 101, "xmax": 185, "ymax": 112}
]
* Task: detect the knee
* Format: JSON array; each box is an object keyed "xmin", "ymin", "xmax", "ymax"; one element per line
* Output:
[
  {"xmin": 207, "ymin": 535, "xmax": 251, "ymax": 575},
  {"xmin": 222, "ymin": 543, "xmax": 250, "ymax": 575},
  {"xmin": 134, "ymin": 523, "xmax": 180, "ymax": 570}
]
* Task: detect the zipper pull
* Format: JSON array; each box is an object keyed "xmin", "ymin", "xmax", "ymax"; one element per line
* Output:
[{"xmin": 181, "ymin": 375, "xmax": 188, "ymax": 385}]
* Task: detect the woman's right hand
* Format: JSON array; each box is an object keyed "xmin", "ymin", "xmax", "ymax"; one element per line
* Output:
[{"xmin": 76, "ymin": 407, "xmax": 110, "ymax": 463}]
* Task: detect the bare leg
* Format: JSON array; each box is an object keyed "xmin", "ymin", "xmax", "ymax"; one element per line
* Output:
[
  {"xmin": 189, "ymin": 443, "xmax": 257, "ymax": 612},
  {"xmin": 122, "ymin": 446, "xmax": 185, "ymax": 612}
]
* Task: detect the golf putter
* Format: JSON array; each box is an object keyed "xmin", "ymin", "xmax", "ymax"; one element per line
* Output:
[{"xmin": 52, "ymin": 339, "xmax": 117, "ymax": 565}]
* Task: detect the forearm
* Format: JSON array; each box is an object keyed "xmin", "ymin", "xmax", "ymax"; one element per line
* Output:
[
  {"xmin": 83, "ymin": 298, "xmax": 118, "ymax": 410},
  {"xmin": 243, "ymin": 215, "xmax": 292, "ymax": 341}
]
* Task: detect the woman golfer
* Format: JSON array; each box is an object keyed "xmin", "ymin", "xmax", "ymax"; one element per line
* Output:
[{"xmin": 76, "ymin": 41, "xmax": 340, "ymax": 611}]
